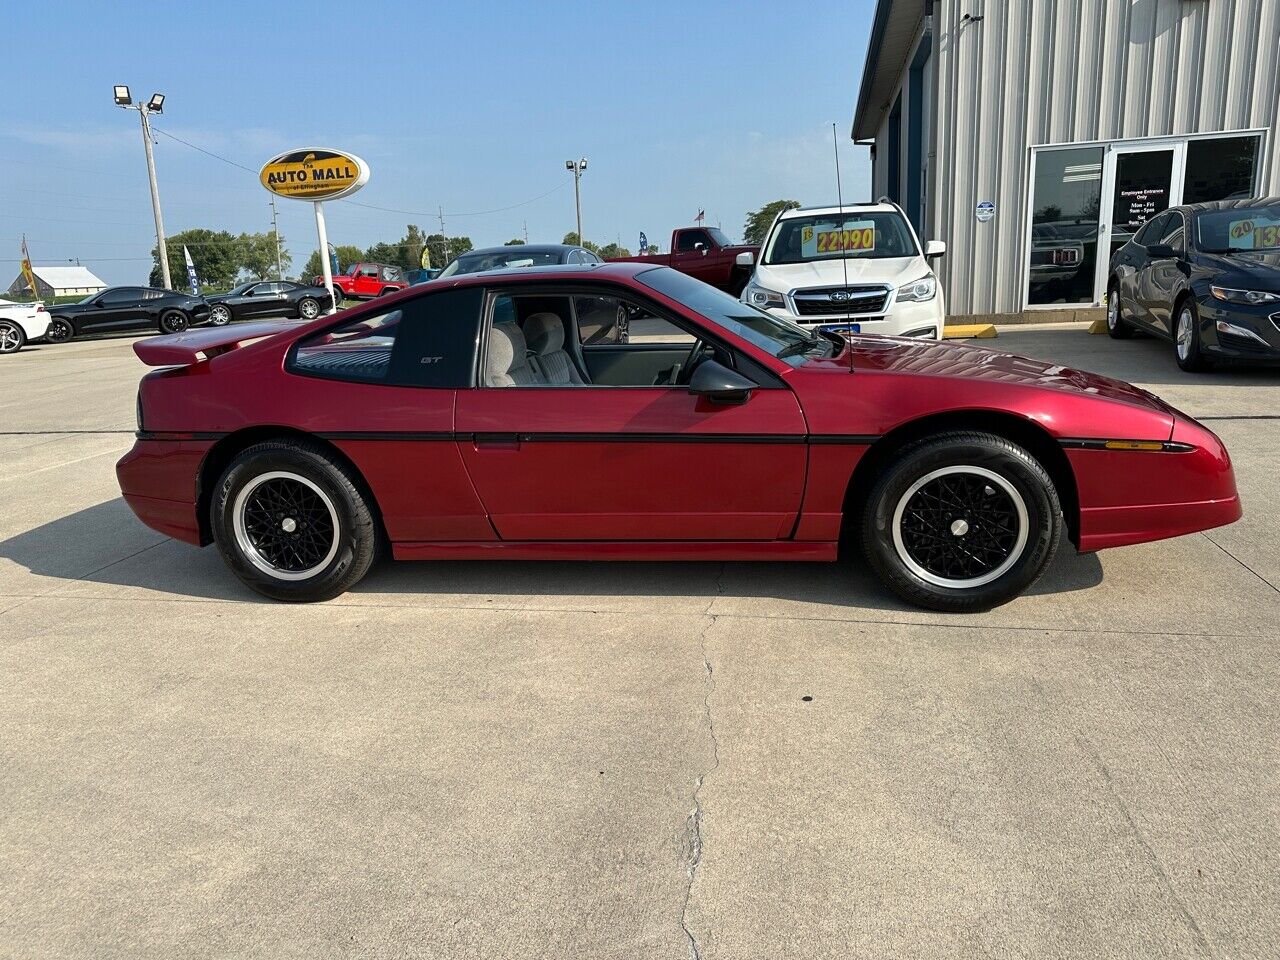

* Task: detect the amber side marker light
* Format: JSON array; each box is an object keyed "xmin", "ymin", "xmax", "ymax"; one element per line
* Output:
[{"xmin": 1104, "ymin": 440, "xmax": 1166, "ymax": 451}]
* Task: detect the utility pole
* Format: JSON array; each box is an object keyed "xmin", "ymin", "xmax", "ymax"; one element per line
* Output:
[
  {"xmin": 437, "ymin": 205, "xmax": 449, "ymax": 265},
  {"xmin": 565, "ymin": 158, "xmax": 587, "ymax": 243},
  {"xmin": 114, "ymin": 86, "xmax": 171, "ymax": 289},
  {"xmin": 523, "ymin": 219, "xmax": 528, "ymax": 243},
  {"xmin": 269, "ymin": 197, "xmax": 284, "ymax": 279}
]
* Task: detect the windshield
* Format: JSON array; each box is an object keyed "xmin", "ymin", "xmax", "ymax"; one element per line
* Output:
[
  {"xmin": 637, "ymin": 267, "xmax": 833, "ymax": 366},
  {"xmin": 764, "ymin": 211, "xmax": 918, "ymax": 264},
  {"xmin": 704, "ymin": 227, "xmax": 734, "ymax": 247},
  {"xmin": 1196, "ymin": 206, "xmax": 1280, "ymax": 252},
  {"xmin": 439, "ymin": 250, "xmax": 563, "ymax": 278},
  {"xmin": 225, "ymin": 282, "xmax": 254, "ymax": 296}
]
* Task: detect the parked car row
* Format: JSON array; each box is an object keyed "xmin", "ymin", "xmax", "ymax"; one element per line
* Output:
[{"xmin": 1, "ymin": 280, "xmax": 336, "ymax": 351}]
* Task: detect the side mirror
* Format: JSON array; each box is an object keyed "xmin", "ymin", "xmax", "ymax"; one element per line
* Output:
[
  {"xmin": 693, "ymin": 242, "xmax": 706, "ymax": 253},
  {"xmin": 688, "ymin": 358, "xmax": 756, "ymax": 405},
  {"xmin": 735, "ymin": 251, "xmax": 755, "ymax": 267},
  {"xmin": 1146, "ymin": 243, "xmax": 1177, "ymax": 259},
  {"xmin": 924, "ymin": 240, "xmax": 947, "ymax": 259}
]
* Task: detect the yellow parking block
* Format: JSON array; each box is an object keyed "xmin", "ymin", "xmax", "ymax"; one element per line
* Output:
[
  {"xmin": 1088, "ymin": 316, "xmax": 1108, "ymax": 334},
  {"xmin": 942, "ymin": 323, "xmax": 997, "ymax": 339}
]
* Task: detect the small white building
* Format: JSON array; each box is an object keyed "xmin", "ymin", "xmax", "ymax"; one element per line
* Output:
[{"xmin": 7, "ymin": 266, "xmax": 108, "ymax": 299}]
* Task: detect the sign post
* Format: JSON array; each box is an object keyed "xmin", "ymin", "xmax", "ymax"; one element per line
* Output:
[{"xmin": 258, "ymin": 148, "xmax": 369, "ymax": 314}]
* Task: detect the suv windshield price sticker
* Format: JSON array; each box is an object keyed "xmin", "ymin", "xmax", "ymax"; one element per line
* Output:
[{"xmin": 802, "ymin": 221, "xmax": 876, "ymax": 257}]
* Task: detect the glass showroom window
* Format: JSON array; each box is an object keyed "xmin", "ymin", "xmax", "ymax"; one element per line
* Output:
[
  {"xmin": 1027, "ymin": 146, "xmax": 1103, "ymax": 305},
  {"xmin": 1184, "ymin": 135, "xmax": 1261, "ymax": 204}
]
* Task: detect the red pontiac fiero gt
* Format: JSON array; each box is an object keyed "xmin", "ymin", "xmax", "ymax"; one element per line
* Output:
[{"xmin": 116, "ymin": 263, "xmax": 1240, "ymax": 611}]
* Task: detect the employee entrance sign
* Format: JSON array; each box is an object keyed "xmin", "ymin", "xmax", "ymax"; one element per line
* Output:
[{"xmin": 260, "ymin": 148, "xmax": 370, "ymax": 310}]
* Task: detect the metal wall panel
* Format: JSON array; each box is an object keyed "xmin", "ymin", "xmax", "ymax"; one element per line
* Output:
[{"xmin": 922, "ymin": 0, "xmax": 1280, "ymax": 317}]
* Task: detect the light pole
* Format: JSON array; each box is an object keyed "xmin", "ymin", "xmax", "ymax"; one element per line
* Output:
[
  {"xmin": 565, "ymin": 158, "xmax": 587, "ymax": 244},
  {"xmin": 114, "ymin": 86, "xmax": 171, "ymax": 289}
]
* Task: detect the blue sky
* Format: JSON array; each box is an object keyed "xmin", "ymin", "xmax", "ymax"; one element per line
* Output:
[{"xmin": 3, "ymin": 0, "xmax": 874, "ymax": 286}]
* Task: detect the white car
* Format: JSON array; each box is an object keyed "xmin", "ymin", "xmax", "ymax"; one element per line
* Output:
[
  {"xmin": 0, "ymin": 298, "xmax": 51, "ymax": 354},
  {"xmin": 740, "ymin": 202, "xmax": 946, "ymax": 338}
]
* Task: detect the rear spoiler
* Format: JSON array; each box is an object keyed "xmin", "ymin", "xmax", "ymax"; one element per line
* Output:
[{"xmin": 132, "ymin": 320, "xmax": 300, "ymax": 366}]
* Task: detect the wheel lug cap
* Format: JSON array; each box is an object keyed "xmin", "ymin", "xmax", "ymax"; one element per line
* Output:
[{"xmin": 950, "ymin": 519, "xmax": 969, "ymax": 537}]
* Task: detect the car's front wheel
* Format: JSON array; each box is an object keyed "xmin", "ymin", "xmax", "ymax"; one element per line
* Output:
[
  {"xmin": 209, "ymin": 304, "xmax": 233, "ymax": 326},
  {"xmin": 1175, "ymin": 300, "xmax": 1209, "ymax": 372},
  {"xmin": 297, "ymin": 296, "xmax": 321, "ymax": 320},
  {"xmin": 0, "ymin": 320, "xmax": 26, "ymax": 354},
  {"xmin": 861, "ymin": 432, "xmax": 1061, "ymax": 611},
  {"xmin": 158, "ymin": 309, "xmax": 189, "ymax": 335},
  {"xmin": 45, "ymin": 317, "xmax": 74, "ymax": 343},
  {"xmin": 211, "ymin": 440, "xmax": 379, "ymax": 602}
]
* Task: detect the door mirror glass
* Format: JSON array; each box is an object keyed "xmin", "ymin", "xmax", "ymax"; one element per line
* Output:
[
  {"xmin": 735, "ymin": 251, "xmax": 755, "ymax": 267},
  {"xmin": 688, "ymin": 358, "xmax": 755, "ymax": 405},
  {"xmin": 693, "ymin": 242, "xmax": 706, "ymax": 253},
  {"xmin": 924, "ymin": 240, "xmax": 947, "ymax": 259},
  {"xmin": 1146, "ymin": 243, "xmax": 1177, "ymax": 259}
]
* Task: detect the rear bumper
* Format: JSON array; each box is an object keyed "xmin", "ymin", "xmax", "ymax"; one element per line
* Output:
[{"xmin": 116, "ymin": 438, "xmax": 210, "ymax": 546}]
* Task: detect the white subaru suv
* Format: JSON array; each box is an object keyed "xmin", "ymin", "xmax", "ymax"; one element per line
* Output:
[{"xmin": 739, "ymin": 202, "xmax": 946, "ymax": 338}]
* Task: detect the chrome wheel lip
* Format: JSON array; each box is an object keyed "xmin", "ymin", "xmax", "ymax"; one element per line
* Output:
[
  {"xmin": 210, "ymin": 305, "xmax": 232, "ymax": 325},
  {"xmin": 891, "ymin": 465, "xmax": 1030, "ymax": 590},
  {"xmin": 1107, "ymin": 294, "xmax": 1118, "ymax": 329},
  {"xmin": 1177, "ymin": 307, "xmax": 1193, "ymax": 360},
  {"xmin": 232, "ymin": 470, "xmax": 340, "ymax": 581},
  {"xmin": 299, "ymin": 299, "xmax": 320, "ymax": 319}
]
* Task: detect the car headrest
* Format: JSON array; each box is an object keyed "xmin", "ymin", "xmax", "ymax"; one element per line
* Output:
[
  {"xmin": 523, "ymin": 312, "xmax": 564, "ymax": 355},
  {"xmin": 486, "ymin": 323, "xmax": 527, "ymax": 379}
]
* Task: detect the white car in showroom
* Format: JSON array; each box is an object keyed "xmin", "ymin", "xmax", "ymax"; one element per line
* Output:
[
  {"xmin": 0, "ymin": 298, "xmax": 51, "ymax": 354},
  {"xmin": 740, "ymin": 202, "xmax": 946, "ymax": 338}
]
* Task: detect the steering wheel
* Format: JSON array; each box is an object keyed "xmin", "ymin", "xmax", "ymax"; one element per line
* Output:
[{"xmin": 674, "ymin": 340, "xmax": 706, "ymax": 385}]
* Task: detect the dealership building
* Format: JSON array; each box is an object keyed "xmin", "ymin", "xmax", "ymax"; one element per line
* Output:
[{"xmin": 853, "ymin": 0, "xmax": 1280, "ymax": 322}]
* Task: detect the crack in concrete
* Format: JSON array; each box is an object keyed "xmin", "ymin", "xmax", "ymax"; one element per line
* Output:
[
  {"xmin": 1199, "ymin": 532, "xmax": 1278, "ymax": 593},
  {"xmin": 681, "ymin": 611, "xmax": 721, "ymax": 960}
]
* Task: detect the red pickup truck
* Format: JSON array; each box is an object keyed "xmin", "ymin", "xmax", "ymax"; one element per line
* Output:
[
  {"xmin": 608, "ymin": 227, "xmax": 759, "ymax": 295},
  {"xmin": 314, "ymin": 262, "xmax": 409, "ymax": 302}
]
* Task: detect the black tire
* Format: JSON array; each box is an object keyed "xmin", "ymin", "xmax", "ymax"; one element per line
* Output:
[
  {"xmin": 1106, "ymin": 282, "xmax": 1134, "ymax": 339},
  {"xmin": 1174, "ymin": 299, "xmax": 1209, "ymax": 372},
  {"xmin": 297, "ymin": 296, "xmax": 321, "ymax": 320},
  {"xmin": 0, "ymin": 320, "xmax": 26, "ymax": 354},
  {"xmin": 159, "ymin": 309, "xmax": 189, "ymax": 335},
  {"xmin": 46, "ymin": 317, "xmax": 74, "ymax": 343},
  {"xmin": 861, "ymin": 432, "xmax": 1061, "ymax": 612},
  {"xmin": 211, "ymin": 439, "xmax": 379, "ymax": 602},
  {"xmin": 209, "ymin": 304, "xmax": 233, "ymax": 326},
  {"xmin": 330, "ymin": 287, "xmax": 344, "ymax": 305}
]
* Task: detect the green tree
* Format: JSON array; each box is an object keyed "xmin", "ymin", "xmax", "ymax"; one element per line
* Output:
[
  {"xmin": 238, "ymin": 231, "xmax": 291, "ymax": 280},
  {"xmin": 150, "ymin": 228, "xmax": 240, "ymax": 290},
  {"xmin": 424, "ymin": 233, "xmax": 473, "ymax": 266},
  {"xmin": 302, "ymin": 244, "xmax": 365, "ymax": 280},
  {"xmin": 504, "ymin": 238, "xmax": 526, "ymax": 246},
  {"xmin": 596, "ymin": 242, "xmax": 631, "ymax": 258},
  {"xmin": 742, "ymin": 199, "xmax": 801, "ymax": 245},
  {"xmin": 363, "ymin": 241, "xmax": 401, "ymax": 266},
  {"xmin": 561, "ymin": 231, "xmax": 601, "ymax": 254}
]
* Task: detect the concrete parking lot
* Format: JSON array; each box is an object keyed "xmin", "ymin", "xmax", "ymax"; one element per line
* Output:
[{"xmin": 2, "ymin": 326, "xmax": 1277, "ymax": 959}]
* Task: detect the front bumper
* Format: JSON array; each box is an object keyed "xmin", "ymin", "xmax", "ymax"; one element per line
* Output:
[
  {"xmin": 761, "ymin": 298, "xmax": 944, "ymax": 338},
  {"xmin": 1197, "ymin": 296, "xmax": 1280, "ymax": 362}
]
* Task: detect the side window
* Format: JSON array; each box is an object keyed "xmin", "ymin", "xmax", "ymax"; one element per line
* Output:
[
  {"xmin": 676, "ymin": 230, "xmax": 710, "ymax": 253},
  {"xmin": 290, "ymin": 287, "xmax": 483, "ymax": 387},
  {"xmin": 1159, "ymin": 213, "xmax": 1185, "ymax": 252},
  {"xmin": 360, "ymin": 265, "xmax": 378, "ymax": 278},
  {"xmin": 567, "ymin": 250, "xmax": 584, "ymax": 264},
  {"xmin": 1134, "ymin": 213, "xmax": 1168, "ymax": 247},
  {"xmin": 383, "ymin": 266, "xmax": 402, "ymax": 282},
  {"xmin": 574, "ymin": 294, "xmax": 694, "ymax": 346},
  {"xmin": 101, "ymin": 288, "xmax": 138, "ymax": 305}
]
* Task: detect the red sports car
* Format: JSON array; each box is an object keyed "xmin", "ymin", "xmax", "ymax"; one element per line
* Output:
[{"xmin": 116, "ymin": 263, "xmax": 1241, "ymax": 611}]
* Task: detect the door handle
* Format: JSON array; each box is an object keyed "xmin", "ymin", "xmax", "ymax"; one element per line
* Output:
[{"xmin": 474, "ymin": 433, "xmax": 520, "ymax": 450}]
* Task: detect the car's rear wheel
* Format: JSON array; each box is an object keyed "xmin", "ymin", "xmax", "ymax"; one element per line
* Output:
[
  {"xmin": 378, "ymin": 286, "xmax": 397, "ymax": 297},
  {"xmin": 209, "ymin": 304, "xmax": 232, "ymax": 326},
  {"xmin": 45, "ymin": 318, "xmax": 74, "ymax": 343},
  {"xmin": 1106, "ymin": 282, "xmax": 1134, "ymax": 339},
  {"xmin": 0, "ymin": 320, "xmax": 26, "ymax": 354},
  {"xmin": 861, "ymin": 432, "xmax": 1061, "ymax": 612},
  {"xmin": 297, "ymin": 297, "xmax": 321, "ymax": 320},
  {"xmin": 1175, "ymin": 300, "xmax": 1209, "ymax": 372},
  {"xmin": 211, "ymin": 440, "xmax": 378, "ymax": 602},
  {"xmin": 330, "ymin": 287, "xmax": 344, "ymax": 305},
  {"xmin": 159, "ymin": 309, "xmax": 189, "ymax": 334}
]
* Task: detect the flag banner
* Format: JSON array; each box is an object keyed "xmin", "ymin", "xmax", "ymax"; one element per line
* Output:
[
  {"xmin": 639, "ymin": 231, "xmax": 648, "ymax": 252},
  {"xmin": 695, "ymin": 209, "xmax": 705, "ymax": 225},
  {"xmin": 20, "ymin": 237, "xmax": 38, "ymax": 299},
  {"xmin": 329, "ymin": 244, "xmax": 340, "ymax": 276},
  {"xmin": 183, "ymin": 246, "xmax": 200, "ymax": 296}
]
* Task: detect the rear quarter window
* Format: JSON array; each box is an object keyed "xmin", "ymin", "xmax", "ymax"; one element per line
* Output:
[{"xmin": 289, "ymin": 287, "xmax": 483, "ymax": 388}]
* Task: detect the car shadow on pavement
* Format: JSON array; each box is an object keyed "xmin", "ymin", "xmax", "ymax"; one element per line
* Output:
[{"xmin": 0, "ymin": 498, "xmax": 1104, "ymax": 613}]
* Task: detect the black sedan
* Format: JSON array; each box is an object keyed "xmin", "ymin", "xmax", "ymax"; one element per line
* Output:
[
  {"xmin": 206, "ymin": 280, "xmax": 334, "ymax": 325},
  {"xmin": 46, "ymin": 286, "xmax": 211, "ymax": 343},
  {"xmin": 435, "ymin": 244, "xmax": 603, "ymax": 278},
  {"xmin": 1107, "ymin": 198, "xmax": 1280, "ymax": 371}
]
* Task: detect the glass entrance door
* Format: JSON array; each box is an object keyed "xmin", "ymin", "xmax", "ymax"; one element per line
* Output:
[{"xmin": 1093, "ymin": 144, "xmax": 1184, "ymax": 302}]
